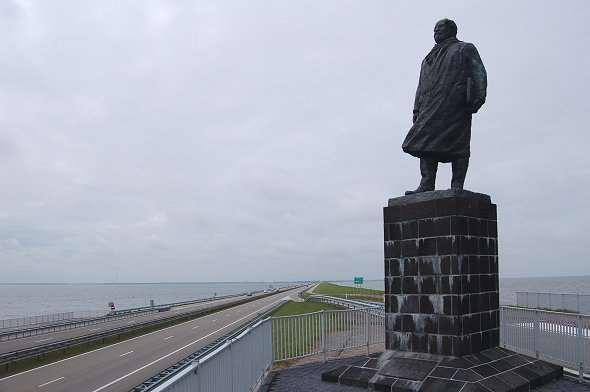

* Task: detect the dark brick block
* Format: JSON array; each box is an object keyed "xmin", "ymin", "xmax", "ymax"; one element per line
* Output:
[
  {"xmin": 402, "ymin": 277, "xmax": 419, "ymax": 294},
  {"xmin": 421, "ymin": 276, "xmax": 437, "ymax": 294},
  {"xmin": 411, "ymin": 333, "xmax": 429, "ymax": 353},
  {"xmin": 457, "ymin": 236, "xmax": 479, "ymax": 254},
  {"xmin": 468, "ymin": 218, "xmax": 483, "ymax": 236},
  {"xmin": 390, "ymin": 223, "xmax": 402, "ymax": 240},
  {"xmin": 402, "ymin": 221, "xmax": 418, "ymax": 240},
  {"xmin": 451, "ymin": 216, "xmax": 468, "ymax": 235},
  {"xmin": 488, "ymin": 220, "xmax": 498, "ymax": 237},
  {"xmin": 470, "ymin": 332, "xmax": 483, "ymax": 353},
  {"xmin": 419, "ymin": 217, "xmax": 451, "ymax": 237},
  {"xmin": 403, "ymin": 258, "xmax": 418, "ymax": 275},
  {"xmin": 437, "ymin": 237, "xmax": 457, "ymax": 255},
  {"xmin": 441, "ymin": 335, "xmax": 453, "ymax": 355},
  {"xmin": 383, "ymin": 206, "xmax": 401, "ymax": 223},
  {"xmin": 401, "ymin": 240, "xmax": 418, "ymax": 257},
  {"xmin": 389, "ymin": 259, "xmax": 401, "ymax": 276},
  {"xmin": 418, "ymin": 237, "xmax": 437, "ymax": 256},
  {"xmin": 490, "ymin": 257, "xmax": 498, "ymax": 273},
  {"xmin": 420, "ymin": 295, "xmax": 435, "ymax": 314},
  {"xmin": 385, "ymin": 241, "xmax": 401, "ymax": 258},
  {"xmin": 418, "ymin": 257, "xmax": 440, "ymax": 275},
  {"xmin": 387, "ymin": 277, "xmax": 401, "ymax": 294},
  {"xmin": 439, "ymin": 316, "xmax": 460, "ymax": 335},
  {"xmin": 400, "ymin": 295, "xmax": 420, "ymax": 313},
  {"xmin": 459, "ymin": 295, "xmax": 470, "ymax": 314},
  {"xmin": 468, "ymin": 256, "xmax": 480, "ymax": 274},
  {"xmin": 401, "ymin": 315, "xmax": 415, "ymax": 332}
]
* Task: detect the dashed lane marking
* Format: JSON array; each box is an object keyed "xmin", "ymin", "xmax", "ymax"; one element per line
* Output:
[
  {"xmin": 89, "ymin": 296, "xmax": 292, "ymax": 392},
  {"xmin": 164, "ymin": 336, "xmax": 174, "ymax": 341},
  {"xmin": 38, "ymin": 377, "xmax": 64, "ymax": 388},
  {"xmin": 35, "ymin": 338, "xmax": 52, "ymax": 343},
  {"xmin": 119, "ymin": 351, "xmax": 134, "ymax": 357}
]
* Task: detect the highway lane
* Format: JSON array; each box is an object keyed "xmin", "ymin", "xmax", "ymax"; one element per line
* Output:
[
  {"xmin": 0, "ymin": 292, "xmax": 265, "ymax": 354},
  {"xmin": 0, "ymin": 286, "xmax": 306, "ymax": 392}
]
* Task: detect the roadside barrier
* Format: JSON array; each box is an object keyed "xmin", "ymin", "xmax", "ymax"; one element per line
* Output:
[
  {"xmin": 516, "ymin": 291, "xmax": 590, "ymax": 314},
  {"xmin": 134, "ymin": 293, "xmax": 590, "ymax": 391}
]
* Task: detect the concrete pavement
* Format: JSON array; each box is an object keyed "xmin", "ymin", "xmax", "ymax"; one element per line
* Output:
[{"xmin": 0, "ymin": 287, "xmax": 306, "ymax": 392}]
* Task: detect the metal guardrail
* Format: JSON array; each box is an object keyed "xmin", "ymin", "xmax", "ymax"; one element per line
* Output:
[
  {"xmin": 131, "ymin": 288, "xmax": 305, "ymax": 392},
  {"xmin": 307, "ymin": 295, "xmax": 384, "ymax": 315},
  {"xmin": 1, "ymin": 312, "xmax": 77, "ymax": 330},
  {"xmin": 138, "ymin": 295, "xmax": 590, "ymax": 391},
  {"xmin": 272, "ymin": 307, "xmax": 385, "ymax": 362},
  {"xmin": 144, "ymin": 317, "xmax": 275, "ymax": 392},
  {"xmin": 501, "ymin": 305, "xmax": 590, "ymax": 380},
  {"xmin": 0, "ymin": 292, "xmax": 251, "ymax": 342},
  {"xmin": 0, "ymin": 291, "xmax": 287, "ymax": 369},
  {"xmin": 516, "ymin": 291, "xmax": 590, "ymax": 314},
  {"xmin": 146, "ymin": 294, "xmax": 383, "ymax": 392}
]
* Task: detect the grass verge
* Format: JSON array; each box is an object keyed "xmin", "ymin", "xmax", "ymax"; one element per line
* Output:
[
  {"xmin": 311, "ymin": 282, "xmax": 384, "ymax": 302},
  {"xmin": 271, "ymin": 300, "xmax": 345, "ymax": 362}
]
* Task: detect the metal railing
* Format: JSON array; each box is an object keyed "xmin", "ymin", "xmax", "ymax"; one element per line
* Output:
[
  {"xmin": 272, "ymin": 307, "xmax": 384, "ymax": 362},
  {"xmin": 307, "ymin": 295, "xmax": 384, "ymax": 316},
  {"xmin": 516, "ymin": 291, "xmax": 590, "ymax": 314},
  {"xmin": 0, "ymin": 292, "xmax": 252, "ymax": 341},
  {"xmin": 150, "ymin": 302, "xmax": 383, "ymax": 392},
  {"xmin": 1, "ymin": 312, "xmax": 78, "ymax": 330},
  {"xmin": 501, "ymin": 306, "xmax": 590, "ymax": 378},
  {"xmin": 150, "ymin": 318, "xmax": 273, "ymax": 392}
]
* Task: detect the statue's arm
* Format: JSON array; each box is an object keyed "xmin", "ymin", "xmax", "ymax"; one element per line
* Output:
[{"xmin": 465, "ymin": 44, "xmax": 487, "ymax": 113}]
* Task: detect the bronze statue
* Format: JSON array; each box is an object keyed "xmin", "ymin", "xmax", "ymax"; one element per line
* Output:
[{"xmin": 403, "ymin": 19, "xmax": 487, "ymax": 195}]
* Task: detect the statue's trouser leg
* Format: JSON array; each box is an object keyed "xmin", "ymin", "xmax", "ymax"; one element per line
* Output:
[
  {"xmin": 419, "ymin": 158, "xmax": 437, "ymax": 191},
  {"xmin": 451, "ymin": 157, "xmax": 469, "ymax": 189}
]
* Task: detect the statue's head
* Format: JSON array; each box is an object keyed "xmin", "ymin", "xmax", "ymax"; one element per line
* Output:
[{"xmin": 434, "ymin": 18, "xmax": 457, "ymax": 44}]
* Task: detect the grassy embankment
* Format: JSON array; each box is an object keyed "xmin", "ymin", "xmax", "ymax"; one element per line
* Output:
[
  {"xmin": 271, "ymin": 300, "xmax": 342, "ymax": 362},
  {"xmin": 311, "ymin": 282, "xmax": 384, "ymax": 302}
]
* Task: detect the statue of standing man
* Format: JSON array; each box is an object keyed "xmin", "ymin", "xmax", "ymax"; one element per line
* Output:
[{"xmin": 403, "ymin": 19, "xmax": 487, "ymax": 195}]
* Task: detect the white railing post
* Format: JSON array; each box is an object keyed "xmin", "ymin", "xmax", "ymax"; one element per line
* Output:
[
  {"xmin": 577, "ymin": 315, "xmax": 584, "ymax": 382},
  {"xmin": 533, "ymin": 310, "xmax": 540, "ymax": 359},
  {"xmin": 321, "ymin": 310, "xmax": 326, "ymax": 362},
  {"xmin": 365, "ymin": 309, "xmax": 370, "ymax": 356}
]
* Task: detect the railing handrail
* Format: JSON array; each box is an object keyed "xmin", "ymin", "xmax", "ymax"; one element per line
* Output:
[
  {"xmin": 516, "ymin": 291, "xmax": 590, "ymax": 296},
  {"xmin": 503, "ymin": 304, "xmax": 590, "ymax": 318}
]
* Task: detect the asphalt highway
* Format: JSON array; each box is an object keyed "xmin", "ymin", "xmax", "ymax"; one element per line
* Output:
[
  {"xmin": 0, "ymin": 293, "xmax": 264, "ymax": 354},
  {"xmin": 0, "ymin": 286, "xmax": 306, "ymax": 392}
]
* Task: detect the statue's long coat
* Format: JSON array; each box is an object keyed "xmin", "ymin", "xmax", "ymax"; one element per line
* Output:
[{"xmin": 402, "ymin": 38, "xmax": 487, "ymax": 162}]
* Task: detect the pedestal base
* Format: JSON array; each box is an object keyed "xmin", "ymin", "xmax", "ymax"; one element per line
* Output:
[{"xmin": 321, "ymin": 348, "xmax": 562, "ymax": 391}]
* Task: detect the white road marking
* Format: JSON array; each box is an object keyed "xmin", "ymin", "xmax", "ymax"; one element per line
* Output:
[
  {"xmin": 37, "ymin": 377, "xmax": 64, "ymax": 388},
  {"xmin": 164, "ymin": 336, "xmax": 174, "ymax": 341},
  {"xmin": 0, "ymin": 288, "xmax": 300, "ymax": 384},
  {"xmin": 35, "ymin": 338, "xmax": 52, "ymax": 343},
  {"xmin": 127, "ymin": 321, "xmax": 135, "ymax": 324},
  {"xmin": 192, "ymin": 326, "xmax": 199, "ymax": 329},
  {"xmin": 212, "ymin": 319, "xmax": 217, "ymax": 323},
  {"xmin": 119, "ymin": 351, "xmax": 134, "ymax": 357},
  {"xmin": 88, "ymin": 328, "xmax": 101, "ymax": 332},
  {"xmin": 89, "ymin": 297, "xmax": 290, "ymax": 392}
]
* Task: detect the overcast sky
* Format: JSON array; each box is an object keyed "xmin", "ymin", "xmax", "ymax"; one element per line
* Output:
[{"xmin": 1, "ymin": 1, "xmax": 589, "ymax": 283}]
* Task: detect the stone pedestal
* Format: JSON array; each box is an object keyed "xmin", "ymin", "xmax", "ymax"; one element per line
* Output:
[
  {"xmin": 321, "ymin": 190, "xmax": 563, "ymax": 391},
  {"xmin": 384, "ymin": 190, "xmax": 499, "ymax": 356}
]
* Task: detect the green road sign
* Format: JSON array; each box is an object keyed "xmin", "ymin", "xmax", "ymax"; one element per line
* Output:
[{"xmin": 354, "ymin": 276, "xmax": 364, "ymax": 285}]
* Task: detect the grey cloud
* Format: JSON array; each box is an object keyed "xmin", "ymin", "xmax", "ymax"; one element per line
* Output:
[{"xmin": 1, "ymin": 0, "xmax": 589, "ymax": 282}]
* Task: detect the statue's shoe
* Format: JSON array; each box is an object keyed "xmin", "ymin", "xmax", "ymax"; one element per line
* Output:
[{"xmin": 405, "ymin": 187, "xmax": 434, "ymax": 195}]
